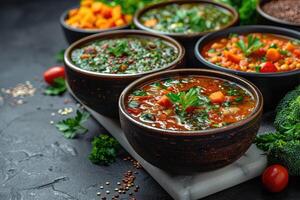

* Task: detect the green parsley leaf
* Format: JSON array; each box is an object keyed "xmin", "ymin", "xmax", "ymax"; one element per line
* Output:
[
  {"xmin": 89, "ymin": 134, "xmax": 120, "ymax": 165},
  {"xmin": 236, "ymin": 35, "xmax": 264, "ymax": 56},
  {"xmin": 56, "ymin": 110, "xmax": 90, "ymax": 139},
  {"xmin": 44, "ymin": 78, "xmax": 66, "ymax": 96},
  {"xmin": 55, "ymin": 49, "xmax": 65, "ymax": 63},
  {"xmin": 108, "ymin": 40, "xmax": 129, "ymax": 57}
]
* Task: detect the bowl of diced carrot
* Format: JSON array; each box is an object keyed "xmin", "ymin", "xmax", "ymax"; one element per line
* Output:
[{"xmin": 60, "ymin": 0, "xmax": 132, "ymax": 44}]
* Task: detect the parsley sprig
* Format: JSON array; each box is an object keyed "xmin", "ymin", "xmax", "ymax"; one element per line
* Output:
[
  {"xmin": 56, "ymin": 110, "xmax": 90, "ymax": 139},
  {"xmin": 236, "ymin": 35, "xmax": 264, "ymax": 56},
  {"xmin": 89, "ymin": 134, "xmax": 120, "ymax": 165},
  {"xmin": 44, "ymin": 78, "xmax": 67, "ymax": 96},
  {"xmin": 108, "ymin": 40, "xmax": 129, "ymax": 57}
]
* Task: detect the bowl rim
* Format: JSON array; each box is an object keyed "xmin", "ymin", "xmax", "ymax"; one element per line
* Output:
[
  {"xmin": 119, "ymin": 68, "xmax": 263, "ymax": 136},
  {"xmin": 133, "ymin": 0, "xmax": 239, "ymax": 38},
  {"xmin": 60, "ymin": 6, "xmax": 130, "ymax": 33},
  {"xmin": 64, "ymin": 30, "xmax": 185, "ymax": 79},
  {"xmin": 257, "ymin": 0, "xmax": 300, "ymax": 27},
  {"xmin": 195, "ymin": 25, "xmax": 300, "ymax": 77}
]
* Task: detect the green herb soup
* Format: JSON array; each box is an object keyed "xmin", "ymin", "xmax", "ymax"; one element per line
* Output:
[
  {"xmin": 71, "ymin": 37, "xmax": 179, "ymax": 74},
  {"xmin": 140, "ymin": 3, "xmax": 233, "ymax": 34}
]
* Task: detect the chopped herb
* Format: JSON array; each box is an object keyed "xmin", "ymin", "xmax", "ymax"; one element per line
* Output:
[
  {"xmin": 208, "ymin": 48, "xmax": 216, "ymax": 53},
  {"xmin": 255, "ymin": 66, "xmax": 261, "ymax": 72},
  {"xmin": 128, "ymin": 101, "xmax": 139, "ymax": 108},
  {"xmin": 236, "ymin": 35, "xmax": 264, "ymax": 56},
  {"xmin": 89, "ymin": 134, "xmax": 120, "ymax": 165},
  {"xmin": 44, "ymin": 78, "xmax": 66, "ymax": 96},
  {"xmin": 132, "ymin": 90, "xmax": 147, "ymax": 96},
  {"xmin": 279, "ymin": 49, "xmax": 289, "ymax": 56},
  {"xmin": 291, "ymin": 39, "xmax": 300, "ymax": 45},
  {"xmin": 55, "ymin": 49, "xmax": 65, "ymax": 63},
  {"xmin": 229, "ymin": 33, "xmax": 238, "ymax": 38},
  {"xmin": 227, "ymin": 88, "xmax": 240, "ymax": 96},
  {"xmin": 235, "ymin": 96, "xmax": 244, "ymax": 102},
  {"xmin": 55, "ymin": 110, "xmax": 90, "ymax": 139},
  {"xmin": 269, "ymin": 43, "xmax": 278, "ymax": 49},
  {"xmin": 223, "ymin": 101, "xmax": 231, "ymax": 107},
  {"xmin": 141, "ymin": 113, "xmax": 155, "ymax": 121},
  {"xmin": 108, "ymin": 40, "xmax": 129, "ymax": 57}
]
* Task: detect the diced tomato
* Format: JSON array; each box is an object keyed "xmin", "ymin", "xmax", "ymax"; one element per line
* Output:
[
  {"xmin": 252, "ymin": 48, "xmax": 266, "ymax": 57},
  {"xmin": 127, "ymin": 108, "xmax": 141, "ymax": 115},
  {"xmin": 135, "ymin": 96, "xmax": 151, "ymax": 101},
  {"xmin": 260, "ymin": 62, "xmax": 277, "ymax": 73},
  {"xmin": 209, "ymin": 91, "xmax": 225, "ymax": 103},
  {"xmin": 158, "ymin": 113, "xmax": 167, "ymax": 121},
  {"xmin": 186, "ymin": 106, "xmax": 196, "ymax": 113},
  {"xmin": 293, "ymin": 49, "xmax": 300, "ymax": 57},
  {"xmin": 157, "ymin": 95, "xmax": 172, "ymax": 108}
]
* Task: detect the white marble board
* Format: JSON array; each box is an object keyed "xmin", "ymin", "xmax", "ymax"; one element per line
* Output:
[{"xmin": 70, "ymin": 89, "xmax": 273, "ymax": 200}]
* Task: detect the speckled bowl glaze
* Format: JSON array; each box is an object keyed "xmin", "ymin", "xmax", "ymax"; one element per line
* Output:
[
  {"xmin": 119, "ymin": 69, "xmax": 263, "ymax": 173},
  {"xmin": 133, "ymin": 0, "xmax": 239, "ymax": 67},
  {"xmin": 64, "ymin": 30, "xmax": 185, "ymax": 118},
  {"xmin": 60, "ymin": 7, "xmax": 130, "ymax": 44},
  {"xmin": 195, "ymin": 25, "xmax": 300, "ymax": 110}
]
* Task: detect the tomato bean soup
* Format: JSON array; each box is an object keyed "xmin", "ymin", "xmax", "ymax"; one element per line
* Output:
[
  {"xmin": 202, "ymin": 33, "xmax": 300, "ymax": 73},
  {"xmin": 125, "ymin": 76, "xmax": 256, "ymax": 131}
]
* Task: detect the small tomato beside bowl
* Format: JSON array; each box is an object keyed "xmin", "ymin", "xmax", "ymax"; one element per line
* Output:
[{"xmin": 262, "ymin": 164, "xmax": 289, "ymax": 193}]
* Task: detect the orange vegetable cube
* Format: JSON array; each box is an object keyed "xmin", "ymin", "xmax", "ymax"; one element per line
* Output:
[
  {"xmin": 144, "ymin": 18, "xmax": 157, "ymax": 27},
  {"xmin": 224, "ymin": 51, "xmax": 241, "ymax": 63},
  {"xmin": 294, "ymin": 49, "xmax": 300, "ymax": 57},
  {"xmin": 115, "ymin": 19, "xmax": 125, "ymax": 26},
  {"xmin": 91, "ymin": 2, "xmax": 103, "ymax": 13},
  {"xmin": 124, "ymin": 15, "xmax": 133, "ymax": 23},
  {"xmin": 209, "ymin": 91, "xmax": 225, "ymax": 104},
  {"xmin": 81, "ymin": 0, "xmax": 93, "ymax": 7},
  {"xmin": 68, "ymin": 8, "xmax": 79, "ymax": 18},
  {"xmin": 266, "ymin": 48, "xmax": 281, "ymax": 62},
  {"xmin": 112, "ymin": 5, "xmax": 122, "ymax": 20},
  {"xmin": 286, "ymin": 42, "xmax": 295, "ymax": 52}
]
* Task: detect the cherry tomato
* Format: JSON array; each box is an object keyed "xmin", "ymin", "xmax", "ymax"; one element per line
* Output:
[
  {"xmin": 252, "ymin": 48, "xmax": 266, "ymax": 57},
  {"xmin": 260, "ymin": 62, "xmax": 277, "ymax": 73},
  {"xmin": 262, "ymin": 164, "xmax": 289, "ymax": 193},
  {"xmin": 43, "ymin": 66, "xmax": 65, "ymax": 85}
]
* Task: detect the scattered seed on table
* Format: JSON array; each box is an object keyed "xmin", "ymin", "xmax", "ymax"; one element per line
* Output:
[
  {"xmin": 50, "ymin": 121, "xmax": 54, "ymax": 125},
  {"xmin": 96, "ymin": 192, "xmax": 101, "ymax": 196},
  {"xmin": 100, "ymin": 186, "xmax": 104, "ymax": 189},
  {"xmin": 105, "ymin": 181, "xmax": 110, "ymax": 185},
  {"xmin": 106, "ymin": 190, "xmax": 110, "ymax": 194}
]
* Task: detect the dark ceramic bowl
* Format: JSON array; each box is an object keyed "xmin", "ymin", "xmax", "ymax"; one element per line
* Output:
[
  {"xmin": 60, "ymin": 7, "xmax": 130, "ymax": 44},
  {"xmin": 133, "ymin": 0, "xmax": 238, "ymax": 67},
  {"xmin": 257, "ymin": 0, "xmax": 300, "ymax": 31},
  {"xmin": 64, "ymin": 30, "xmax": 185, "ymax": 118},
  {"xmin": 195, "ymin": 25, "xmax": 300, "ymax": 110},
  {"xmin": 119, "ymin": 69, "xmax": 263, "ymax": 173}
]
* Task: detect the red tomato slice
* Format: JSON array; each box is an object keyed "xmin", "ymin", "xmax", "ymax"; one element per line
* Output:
[
  {"xmin": 260, "ymin": 62, "xmax": 277, "ymax": 73},
  {"xmin": 157, "ymin": 95, "xmax": 172, "ymax": 108},
  {"xmin": 262, "ymin": 164, "xmax": 289, "ymax": 193},
  {"xmin": 43, "ymin": 66, "xmax": 65, "ymax": 85}
]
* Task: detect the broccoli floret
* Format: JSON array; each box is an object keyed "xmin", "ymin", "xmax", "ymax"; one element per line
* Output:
[
  {"xmin": 275, "ymin": 90, "xmax": 300, "ymax": 134},
  {"xmin": 268, "ymin": 141, "xmax": 300, "ymax": 176}
]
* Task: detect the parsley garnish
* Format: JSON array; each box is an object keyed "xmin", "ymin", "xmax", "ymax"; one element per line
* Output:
[
  {"xmin": 236, "ymin": 35, "xmax": 264, "ymax": 56},
  {"xmin": 89, "ymin": 134, "xmax": 120, "ymax": 165},
  {"xmin": 56, "ymin": 110, "xmax": 90, "ymax": 139},
  {"xmin": 55, "ymin": 49, "xmax": 65, "ymax": 63},
  {"xmin": 44, "ymin": 78, "xmax": 66, "ymax": 96},
  {"xmin": 108, "ymin": 40, "xmax": 129, "ymax": 57}
]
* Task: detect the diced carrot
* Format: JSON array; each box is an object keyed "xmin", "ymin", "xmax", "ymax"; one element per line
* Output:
[
  {"xmin": 158, "ymin": 113, "xmax": 167, "ymax": 121},
  {"xmin": 209, "ymin": 91, "xmax": 225, "ymax": 103},
  {"xmin": 112, "ymin": 5, "xmax": 122, "ymax": 20},
  {"xmin": 124, "ymin": 15, "xmax": 133, "ymax": 23},
  {"xmin": 157, "ymin": 95, "xmax": 172, "ymax": 108},
  {"xmin": 144, "ymin": 18, "xmax": 157, "ymax": 27},
  {"xmin": 91, "ymin": 2, "xmax": 103, "ymax": 13},
  {"xmin": 286, "ymin": 42, "xmax": 295, "ymax": 52},
  {"xmin": 266, "ymin": 48, "xmax": 281, "ymax": 62},
  {"xmin": 224, "ymin": 51, "xmax": 241, "ymax": 63}
]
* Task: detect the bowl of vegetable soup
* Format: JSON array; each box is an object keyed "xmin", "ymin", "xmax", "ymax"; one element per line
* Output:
[
  {"xmin": 134, "ymin": 0, "xmax": 238, "ymax": 66},
  {"xmin": 195, "ymin": 25, "xmax": 300, "ymax": 110},
  {"xmin": 64, "ymin": 30, "xmax": 185, "ymax": 117},
  {"xmin": 119, "ymin": 69, "xmax": 263, "ymax": 173}
]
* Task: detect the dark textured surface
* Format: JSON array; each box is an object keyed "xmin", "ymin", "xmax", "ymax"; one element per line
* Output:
[{"xmin": 0, "ymin": 0, "xmax": 299, "ymax": 200}]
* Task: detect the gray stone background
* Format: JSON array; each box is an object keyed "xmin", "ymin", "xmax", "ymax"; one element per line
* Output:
[{"xmin": 0, "ymin": 0, "xmax": 299, "ymax": 200}]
